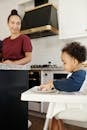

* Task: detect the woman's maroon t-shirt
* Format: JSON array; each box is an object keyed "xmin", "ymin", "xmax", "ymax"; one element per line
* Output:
[{"xmin": 2, "ymin": 34, "xmax": 32, "ymax": 60}]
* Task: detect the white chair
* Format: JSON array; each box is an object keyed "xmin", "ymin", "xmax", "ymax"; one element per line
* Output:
[
  {"xmin": 43, "ymin": 71, "xmax": 87, "ymax": 130},
  {"xmin": 63, "ymin": 71, "xmax": 87, "ymax": 128},
  {"xmin": 43, "ymin": 103, "xmax": 87, "ymax": 130},
  {"xmin": 56, "ymin": 104, "xmax": 87, "ymax": 128}
]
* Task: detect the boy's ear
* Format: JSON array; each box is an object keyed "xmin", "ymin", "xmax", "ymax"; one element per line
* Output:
[{"xmin": 74, "ymin": 58, "xmax": 78, "ymax": 65}]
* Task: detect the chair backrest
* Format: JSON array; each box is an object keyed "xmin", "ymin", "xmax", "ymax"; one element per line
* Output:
[{"xmin": 80, "ymin": 71, "xmax": 87, "ymax": 93}]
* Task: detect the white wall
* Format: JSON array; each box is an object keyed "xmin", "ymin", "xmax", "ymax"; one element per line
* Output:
[{"xmin": 0, "ymin": 0, "xmax": 87, "ymax": 66}]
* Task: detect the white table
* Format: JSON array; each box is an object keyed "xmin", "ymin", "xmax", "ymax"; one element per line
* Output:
[{"xmin": 21, "ymin": 87, "xmax": 87, "ymax": 130}]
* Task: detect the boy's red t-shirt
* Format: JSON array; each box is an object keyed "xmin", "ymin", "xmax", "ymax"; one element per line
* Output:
[{"xmin": 2, "ymin": 34, "xmax": 32, "ymax": 60}]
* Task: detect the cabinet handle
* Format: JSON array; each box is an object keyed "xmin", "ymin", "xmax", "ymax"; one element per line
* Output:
[{"xmin": 29, "ymin": 78, "xmax": 37, "ymax": 80}]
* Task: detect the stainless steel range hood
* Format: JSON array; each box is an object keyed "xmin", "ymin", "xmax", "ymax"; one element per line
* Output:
[{"xmin": 21, "ymin": 3, "xmax": 58, "ymax": 39}]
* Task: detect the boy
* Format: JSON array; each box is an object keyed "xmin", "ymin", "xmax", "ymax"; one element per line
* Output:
[{"xmin": 40, "ymin": 42, "xmax": 87, "ymax": 130}]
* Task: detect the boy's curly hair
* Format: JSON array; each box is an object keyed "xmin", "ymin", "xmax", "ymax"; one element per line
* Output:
[{"xmin": 62, "ymin": 42, "xmax": 87, "ymax": 63}]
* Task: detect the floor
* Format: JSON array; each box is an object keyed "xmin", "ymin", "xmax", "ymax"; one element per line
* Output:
[
  {"xmin": 28, "ymin": 111, "xmax": 45, "ymax": 130},
  {"xmin": 28, "ymin": 111, "xmax": 87, "ymax": 130}
]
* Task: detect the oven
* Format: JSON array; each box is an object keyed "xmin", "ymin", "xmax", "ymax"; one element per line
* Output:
[
  {"xmin": 28, "ymin": 70, "xmax": 41, "ymax": 112},
  {"xmin": 29, "ymin": 70, "xmax": 41, "ymax": 89}
]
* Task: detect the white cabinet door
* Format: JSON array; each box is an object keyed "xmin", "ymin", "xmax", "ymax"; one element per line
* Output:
[{"xmin": 58, "ymin": 0, "xmax": 87, "ymax": 39}]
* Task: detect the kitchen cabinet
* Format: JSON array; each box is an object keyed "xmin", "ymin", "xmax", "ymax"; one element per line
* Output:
[
  {"xmin": 18, "ymin": 0, "xmax": 34, "ymax": 17},
  {"xmin": 58, "ymin": 0, "xmax": 87, "ymax": 39},
  {"xmin": 0, "ymin": 70, "xmax": 28, "ymax": 130}
]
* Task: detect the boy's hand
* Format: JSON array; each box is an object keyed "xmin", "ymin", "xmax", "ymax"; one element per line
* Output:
[{"xmin": 39, "ymin": 80, "xmax": 54, "ymax": 91}]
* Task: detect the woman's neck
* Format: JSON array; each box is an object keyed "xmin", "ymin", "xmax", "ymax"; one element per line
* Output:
[{"xmin": 10, "ymin": 33, "xmax": 21, "ymax": 39}]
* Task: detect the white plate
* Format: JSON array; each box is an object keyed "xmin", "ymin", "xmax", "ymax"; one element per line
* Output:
[{"xmin": 31, "ymin": 86, "xmax": 58, "ymax": 93}]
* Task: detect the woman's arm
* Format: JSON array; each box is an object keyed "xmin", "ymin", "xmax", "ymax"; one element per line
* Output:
[{"xmin": 3, "ymin": 52, "xmax": 32, "ymax": 65}]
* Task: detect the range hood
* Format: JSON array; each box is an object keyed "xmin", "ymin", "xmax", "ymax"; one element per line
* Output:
[{"xmin": 21, "ymin": 3, "xmax": 58, "ymax": 39}]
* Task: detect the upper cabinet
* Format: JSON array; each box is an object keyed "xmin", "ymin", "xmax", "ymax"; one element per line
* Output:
[{"xmin": 58, "ymin": 0, "xmax": 87, "ymax": 39}]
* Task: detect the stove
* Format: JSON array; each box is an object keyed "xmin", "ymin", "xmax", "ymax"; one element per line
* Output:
[{"xmin": 30, "ymin": 64, "xmax": 64, "ymax": 71}]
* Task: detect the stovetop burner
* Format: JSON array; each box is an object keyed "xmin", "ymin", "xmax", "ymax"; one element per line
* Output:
[
  {"xmin": 30, "ymin": 64, "xmax": 64, "ymax": 71},
  {"xmin": 31, "ymin": 64, "xmax": 58, "ymax": 68}
]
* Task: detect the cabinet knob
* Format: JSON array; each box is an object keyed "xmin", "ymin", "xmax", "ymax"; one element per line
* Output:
[{"xmin": 45, "ymin": 73, "xmax": 48, "ymax": 76}]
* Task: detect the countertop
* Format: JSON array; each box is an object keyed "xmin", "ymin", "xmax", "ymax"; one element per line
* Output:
[
  {"xmin": 0, "ymin": 63, "xmax": 30, "ymax": 70},
  {"xmin": 30, "ymin": 66, "xmax": 65, "ymax": 71}
]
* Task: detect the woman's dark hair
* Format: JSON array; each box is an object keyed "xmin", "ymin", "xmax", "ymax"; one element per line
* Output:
[
  {"xmin": 62, "ymin": 42, "xmax": 87, "ymax": 63},
  {"xmin": 7, "ymin": 9, "xmax": 21, "ymax": 22}
]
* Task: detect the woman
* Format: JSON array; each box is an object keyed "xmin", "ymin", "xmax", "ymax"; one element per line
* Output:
[
  {"xmin": 40, "ymin": 42, "xmax": 87, "ymax": 130},
  {"xmin": 2, "ymin": 9, "xmax": 32, "ymax": 65},
  {"xmin": 0, "ymin": 40, "xmax": 2, "ymax": 61},
  {"xmin": 0, "ymin": 9, "xmax": 32, "ymax": 130}
]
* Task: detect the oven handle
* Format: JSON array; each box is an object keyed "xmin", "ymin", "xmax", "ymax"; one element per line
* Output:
[{"xmin": 29, "ymin": 78, "xmax": 37, "ymax": 81}]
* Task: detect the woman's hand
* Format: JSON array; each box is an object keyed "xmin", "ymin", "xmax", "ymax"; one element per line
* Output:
[
  {"xmin": 2, "ymin": 52, "xmax": 32, "ymax": 65},
  {"xmin": 2, "ymin": 60, "xmax": 14, "ymax": 64}
]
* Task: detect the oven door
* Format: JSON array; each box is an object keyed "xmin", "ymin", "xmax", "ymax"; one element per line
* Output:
[
  {"xmin": 28, "ymin": 70, "xmax": 41, "ymax": 112},
  {"xmin": 29, "ymin": 70, "xmax": 41, "ymax": 88}
]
